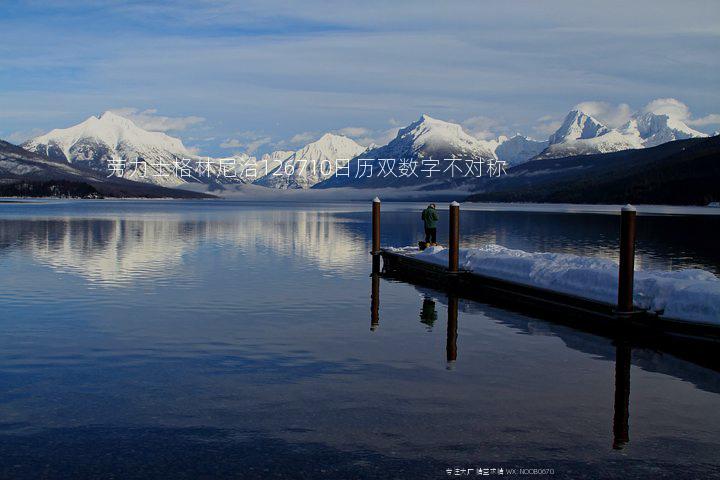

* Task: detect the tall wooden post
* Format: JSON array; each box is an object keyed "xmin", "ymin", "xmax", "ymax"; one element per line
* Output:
[
  {"xmin": 617, "ymin": 205, "xmax": 637, "ymax": 315},
  {"xmin": 448, "ymin": 201, "xmax": 460, "ymax": 272},
  {"xmin": 372, "ymin": 197, "xmax": 381, "ymax": 255}
]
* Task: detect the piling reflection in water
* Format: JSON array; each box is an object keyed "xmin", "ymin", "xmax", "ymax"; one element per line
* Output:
[
  {"xmin": 613, "ymin": 340, "xmax": 632, "ymax": 450},
  {"xmin": 370, "ymin": 272, "xmax": 380, "ymax": 331},
  {"xmin": 446, "ymin": 295, "xmax": 459, "ymax": 369},
  {"xmin": 369, "ymin": 272, "xmax": 638, "ymax": 450}
]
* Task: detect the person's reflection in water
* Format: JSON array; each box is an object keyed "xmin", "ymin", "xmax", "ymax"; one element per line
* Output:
[
  {"xmin": 446, "ymin": 295, "xmax": 459, "ymax": 370},
  {"xmin": 419, "ymin": 297, "xmax": 438, "ymax": 331},
  {"xmin": 613, "ymin": 339, "xmax": 632, "ymax": 450}
]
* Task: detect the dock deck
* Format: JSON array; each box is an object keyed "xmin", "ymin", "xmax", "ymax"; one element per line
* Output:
[{"xmin": 378, "ymin": 249, "xmax": 720, "ymax": 350}]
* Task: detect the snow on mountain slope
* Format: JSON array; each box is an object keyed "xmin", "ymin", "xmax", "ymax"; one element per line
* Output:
[
  {"xmin": 535, "ymin": 109, "xmax": 707, "ymax": 160},
  {"xmin": 255, "ymin": 134, "xmax": 365, "ymax": 189},
  {"xmin": 535, "ymin": 129, "xmax": 642, "ymax": 160},
  {"xmin": 0, "ymin": 139, "xmax": 211, "ymax": 198},
  {"xmin": 548, "ymin": 110, "xmax": 610, "ymax": 145},
  {"xmin": 494, "ymin": 134, "xmax": 548, "ymax": 165},
  {"xmin": 619, "ymin": 112, "xmax": 707, "ymax": 147},
  {"xmin": 315, "ymin": 114, "xmax": 498, "ymax": 189},
  {"xmin": 376, "ymin": 114, "xmax": 496, "ymax": 161},
  {"xmin": 23, "ymin": 112, "xmax": 201, "ymax": 187},
  {"xmin": 260, "ymin": 150, "xmax": 295, "ymax": 167}
]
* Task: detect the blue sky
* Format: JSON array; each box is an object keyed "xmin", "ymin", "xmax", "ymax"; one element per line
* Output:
[{"xmin": 1, "ymin": 0, "xmax": 719, "ymax": 156}]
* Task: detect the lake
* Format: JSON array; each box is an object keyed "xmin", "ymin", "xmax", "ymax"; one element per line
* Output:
[{"xmin": 0, "ymin": 200, "xmax": 718, "ymax": 479}]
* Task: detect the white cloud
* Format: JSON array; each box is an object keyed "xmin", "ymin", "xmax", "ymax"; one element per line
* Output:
[
  {"xmin": 642, "ymin": 98, "xmax": 720, "ymax": 128},
  {"xmin": 336, "ymin": 126, "xmax": 371, "ymax": 137},
  {"xmin": 642, "ymin": 98, "xmax": 691, "ymax": 121},
  {"xmin": 463, "ymin": 116, "xmax": 502, "ymax": 140},
  {"xmin": 289, "ymin": 132, "xmax": 317, "ymax": 144},
  {"xmin": 353, "ymin": 127, "xmax": 398, "ymax": 148},
  {"xmin": 219, "ymin": 131, "xmax": 273, "ymax": 153},
  {"xmin": 4, "ymin": 128, "xmax": 45, "ymax": 144},
  {"xmin": 220, "ymin": 138, "xmax": 243, "ymax": 148},
  {"xmin": 687, "ymin": 113, "xmax": 720, "ymax": 126},
  {"xmin": 110, "ymin": 108, "xmax": 205, "ymax": 132},
  {"xmin": 574, "ymin": 101, "xmax": 632, "ymax": 127},
  {"xmin": 533, "ymin": 116, "xmax": 562, "ymax": 137},
  {"xmin": 244, "ymin": 136, "xmax": 271, "ymax": 154}
]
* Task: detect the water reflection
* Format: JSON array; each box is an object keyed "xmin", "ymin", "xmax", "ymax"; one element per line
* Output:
[
  {"xmin": 613, "ymin": 340, "xmax": 632, "ymax": 450},
  {"xmin": 0, "ymin": 202, "xmax": 718, "ymax": 477},
  {"xmin": 368, "ymin": 273, "xmax": 718, "ymax": 454},
  {"xmin": 0, "ymin": 211, "xmax": 364, "ymax": 286},
  {"xmin": 370, "ymin": 271, "xmax": 380, "ymax": 332},
  {"xmin": 419, "ymin": 297, "xmax": 438, "ymax": 331},
  {"xmin": 446, "ymin": 295, "xmax": 458, "ymax": 369}
]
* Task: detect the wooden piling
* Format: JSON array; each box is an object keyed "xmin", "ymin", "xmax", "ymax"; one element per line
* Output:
[
  {"xmin": 449, "ymin": 201, "xmax": 460, "ymax": 272},
  {"xmin": 617, "ymin": 205, "xmax": 637, "ymax": 315},
  {"xmin": 372, "ymin": 197, "xmax": 381, "ymax": 255}
]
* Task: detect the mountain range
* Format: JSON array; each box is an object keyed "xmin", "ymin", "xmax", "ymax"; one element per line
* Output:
[
  {"xmin": 534, "ymin": 109, "xmax": 707, "ymax": 160},
  {"xmin": 255, "ymin": 133, "xmax": 366, "ymax": 189},
  {"xmin": 5, "ymin": 104, "xmax": 715, "ymax": 197},
  {"xmin": 465, "ymin": 135, "xmax": 720, "ymax": 206},
  {"xmin": 22, "ymin": 111, "xmax": 248, "ymax": 188},
  {"xmin": 0, "ymin": 139, "xmax": 210, "ymax": 198}
]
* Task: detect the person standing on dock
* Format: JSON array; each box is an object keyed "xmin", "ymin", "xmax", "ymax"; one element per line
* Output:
[{"xmin": 421, "ymin": 203, "xmax": 439, "ymax": 246}]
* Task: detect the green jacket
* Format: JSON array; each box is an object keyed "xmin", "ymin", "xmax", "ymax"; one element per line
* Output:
[{"xmin": 421, "ymin": 207, "xmax": 439, "ymax": 229}]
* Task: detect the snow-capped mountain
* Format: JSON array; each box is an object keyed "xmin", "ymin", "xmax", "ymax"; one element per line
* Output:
[
  {"xmin": 534, "ymin": 109, "xmax": 707, "ymax": 160},
  {"xmin": 260, "ymin": 150, "xmax": 294, "ymax": 168},
  {"xmin": 255, "ymin": 134, "xmax": 365, "ymax": 189},
  {"xmin": 619, "ymin": 112, "xmax": 707, "ymax": 147},
  {"xmin": 315, "ymin": 114, "xmax": 497, "ymax": 189},
  {"xmin": 23, "ymin": 112, "xmax": 211, "ymax": 187},
  {"xmin": 548, "ymin": 110, "xmax": 609, "ymax": 145},
  {"xmin": 0, "ymin": 139, "xmax": 209, "ymax": 198},
  {"xmin": 494, "ymin": 134, "xmax": 548, "ymax": 165},
  {"xmin": 372, "ymin": 114, "xmax": 496, "ymax": 161}
]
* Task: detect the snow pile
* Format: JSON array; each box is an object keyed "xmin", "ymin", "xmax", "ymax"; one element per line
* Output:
[{"xmin": 388, "ymin": 244, "xmax": 720, "ymax": 324}]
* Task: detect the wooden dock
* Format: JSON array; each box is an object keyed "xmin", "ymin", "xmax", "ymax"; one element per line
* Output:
[{"xmin": 370, "ymin": 199, "xmax": 720, "ymax": 360}]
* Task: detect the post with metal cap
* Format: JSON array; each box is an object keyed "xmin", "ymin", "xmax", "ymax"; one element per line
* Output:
[
  {"xmin": 449, "ymin": 201, "xmax": 460, "ymax": 272},
  {"xmin": 617, "ymin": 204, "xmax": 637, "ymax": 315},
  {"xmin": 372, "ymin": 197, "xmax": 381, "ymax": 255}
]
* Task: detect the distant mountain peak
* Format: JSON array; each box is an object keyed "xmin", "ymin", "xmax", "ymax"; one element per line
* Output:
[
  {"xmin": 254, "ymin": 132, "xmax": 365, "ymax": 189},
  {"xmin": 314, "ymin": 114, "xmax": 499, "ymax": 189},
  {"xmin": 535, "ymin": 107, "xmax": 708, "ymax": 160},
  {"xmin": 621, "ymin": 111, "xmax": 707, "ymax": 147},
  {"xmin": 22, "ymin": 112, "xmax": 194, "ymax": 187},
  {"xmin": 549, "ymin": 110, "xmax": 610, "ymax": 145}
]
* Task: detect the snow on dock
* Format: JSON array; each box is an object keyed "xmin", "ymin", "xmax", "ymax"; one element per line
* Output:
[{"xmin": 387, "ymin": 244, "xmax": 720, "ymax": 325}]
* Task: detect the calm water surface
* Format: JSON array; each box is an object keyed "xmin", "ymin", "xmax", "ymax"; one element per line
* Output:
[{"xmin": 0, "ymin": 200, "xmax": 718, "ymax": 479}]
